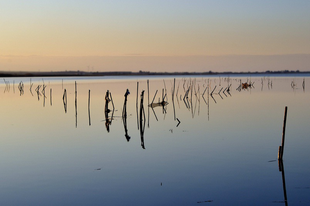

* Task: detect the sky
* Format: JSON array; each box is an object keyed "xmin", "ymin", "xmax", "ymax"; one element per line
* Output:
[{"xmin": 1, "ymin": 0, "xmax": 310, "ymax": 72}]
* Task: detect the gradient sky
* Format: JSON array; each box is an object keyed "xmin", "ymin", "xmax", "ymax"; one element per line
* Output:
[{"xmin": 1, "ymin": 1, "xmax": 310, "ymax": 72}]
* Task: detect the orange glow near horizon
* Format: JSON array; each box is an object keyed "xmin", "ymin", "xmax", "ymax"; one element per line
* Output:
[{"xmin": 1, "ymin": 1, "xmax": 310, "ymax": 72}]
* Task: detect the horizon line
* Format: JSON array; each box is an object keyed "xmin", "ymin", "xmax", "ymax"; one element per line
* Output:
[{"xmin": 1, "ymin": 53, "xmax": 310, "ymax": 58}]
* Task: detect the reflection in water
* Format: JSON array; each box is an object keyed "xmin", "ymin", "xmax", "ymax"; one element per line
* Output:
[
  {"xmin": 122, "ymin": 89, "xmax": 130, "ymax": 141},
  {"xmin": 302, "ymin": 78, "xmax": 305, "ymax": 92},
  {"xmin": 236, "ymin": 81, "xmax": 255, "ymax": 92},
  {"xmin": 147, "ymin": 80, "xmax": 150, "ymax": 128},
  {"xmin": 149, "ymin": 90, "xmax": 159, "ymax": 121},
  {"xmin": 1, "ymin": 76, "xmax": 282, "ymax": 129},
  {"xmin": 0, "ymin": 77, "xmax": 302, "ymax": 140},
  {"xmin": 210, "ymin": 93, "xmax": 217, "ymax": 104},
  {"xmin": 18, "ymin": 81, "xmax": 24, "ymax": 96},
  {"xmin": 226, "ymin": 84, "xmax": 232, "ymax": 96},
  {"xmin": 278, "ymin": 160, "xmax": 288, "ymax": 206},
  {"xmin": 176, "ymin": 118, "xmax": 181, "ymax": 127},
  {"xmin": 163, "ymin": 79, "xmax": 167, "ymax": 102},
  {"xmin": 193, "ymin": 81, "xmax": 200, "ymax": 117},
  {"xmin": 1, "ymin": 76, "xmax": 310, "ymax": 205},
  {"xmin": 29, "ymin": 84, "xmax": 33, "ymax": 96},
  {"xmin": 50, "ymin": 88, "xmax": 52, "ymax": 106},
  {"xmin": 75, "ymin": 81, "xmax": 77, "ymax": 128},
  {"xmin": 202, "ymin": 79, "xmax": 210, "ymax": 120},
  {"xmin": 218, "ymin": 88, "xmax": 223, "ymax": 99},
  {"xmin": 268, "ymin": 79, "xmax": 273, "ymax": 90},
  {"xmin": 35, "ymin": 85, "xmax": 41, "ymax": 100},
  {"xmin": 139, "ymin": 90, "xmax": 146, "ymax": 149},
  {"xmin": 149, "ymin": 87, "xmax": 168, "ymax": 123},
  {"xmin": 136, "ymin": 82, "xmax": 139, "ymax": 130},
  {"xmin": 29, "ymin": 79, "xmax": 33, "ymax": 95},
  {"xmin": 104, "ymin": 90, "xmax": 115, "ymax": 132},
  {"xmin": 172, "ymin": 78, "xmax": 177, "ymax": 121},
  {"xmin": 42, "ymin": 84, "xmax": 47, "ymax": 107},
  {"xmin": 183, "ymin": 83, "xmax": 190, "ymax": 109},
  {"xmin": 176, "ymin": 80, "xmax": 181, "ymax": 109},
  {"xmin": 161, "ymin": 88, "xmax": 167, "ymax": 114},
  {"xmin": 291, "ymin": 80, "xmax": 296, "ymax": 91},
  {"xmin": 105, "ymin": 90, "xmax": 111, "ymax": 132},
  {"xmin": 63, "ymin": 89, "xmax": 67, "ymax": 113},
  {"xmin": 88, "ymin": 90, "xmax": 91, "ymax": 126},
  {"xmin": 43, "ymin": 91, "xmax": 46, "ymax": 107},
  {"xmin": 3, "ymin": 79, "xmax": 10, "ymax": 93},
  {"xmin": 210, "ymin": 85, "xmax": 217, "ymax": 103}
]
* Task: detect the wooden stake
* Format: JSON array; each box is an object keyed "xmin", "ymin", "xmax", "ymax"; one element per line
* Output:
[
  {"xmin": 63, "ymin": 89, "xmax": 67, "ymax": 113},
  {"xmin": 136, "ymin": 82, "xmax": 139, "ymax": 130},
  {"xmin": 75, "ymin": 81, "xmax": 77, "ymax": 128},
  {"xmin": 172, "ymin": 78, "xmax": 176, "ymax": 120},
  {"xmin": 88, "ymin": 90, "xmax": 91, "ymax": 126},
  {"xmin": 147, "ymin": 80, "xmax": 150, "ymax": 128},
  {"xmin": 278, "ymin": 106, "xmax": 288, "ymax": 160},
  {"xmin": 50, "ymin": 88, "xmax": 52, "ymax": 106}
]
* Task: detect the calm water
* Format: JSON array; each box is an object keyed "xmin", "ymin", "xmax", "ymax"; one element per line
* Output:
[{"xmin": 0, "ymin": 75, "xmax": 310, "ymax": 206}]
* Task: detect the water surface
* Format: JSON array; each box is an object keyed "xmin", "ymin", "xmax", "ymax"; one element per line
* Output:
[{"xmin": 0, "ymin": 76, "xmax": 309, "ymax": 205}]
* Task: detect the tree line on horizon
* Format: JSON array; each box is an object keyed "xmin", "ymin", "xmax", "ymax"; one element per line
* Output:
[{"xmin": 0, "ymin": 69, "xmax": 308, "ymax": 77}]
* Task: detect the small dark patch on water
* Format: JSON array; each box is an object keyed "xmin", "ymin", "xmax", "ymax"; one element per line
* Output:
[
  {"xmin": 272, "ymin": 200, "xmax": 285, "ymax": 203},
  {"xmin": 295, "ymin": 186, "xmax": 310, "ymax": 189},
  {"xmin": 197, "ymin": 200, "xmax": 213, "ymax": 203},
  {"xmin": 268, "ymin": 160, "xmax": 277, "ymax": 162}
]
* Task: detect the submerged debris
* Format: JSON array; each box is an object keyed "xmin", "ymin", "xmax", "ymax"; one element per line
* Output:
[{"xmin": 197, "ymin": 200, "xmax": 213, "ymax": 203}]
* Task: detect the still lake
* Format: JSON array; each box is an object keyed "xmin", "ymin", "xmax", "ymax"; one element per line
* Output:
[{"xmin": 0, "ymin": 75, "xmax": 310, "ymax": 206}]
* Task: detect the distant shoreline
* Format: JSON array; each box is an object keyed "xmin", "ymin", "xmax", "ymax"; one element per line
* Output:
[{"xmin": 1, "ymin": 70, "xmax": 310, "ymax": 77}]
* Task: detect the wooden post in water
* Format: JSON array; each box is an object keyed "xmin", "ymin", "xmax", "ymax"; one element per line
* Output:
[
  {"xmin": 172, "ymin": 78, "xmax": 176, "ymax": 120},
  {"xmin": 147, "ymin": 80, "xmax": 150, "ymax": 128},
  {"xmin": 63, "ymin": 89, "xmax": 67, "ymax": 113},
  {"xmin": 88, "ymin": 90, "xmax": 91, "ymax": 108},
  {"xmin": 75, "ymin": 81, "xmax": 77, "ymax": 128},
  {"xmin": 50, "ymin": 88, "xmax": 52, "ymax": 106},
  {"xmin": 122, "ymin": 89, "xmax": 130, "ymax": 141},
  {"xmin": 88, "ymin": 90, "xmax": 91, "ymax": 126},
  {"xmin": 278, "ymin": 106, "xmax": 288, "ymax": 160},
  {"xmin": 136, "ymin": 81, "xmax": 139, "ymax": 130},
  {"xmin": 302, "ymin": 78, "xmax": 305, "ymax": 92},
  {"xmin": 139, "ymin": 90, "xmax": 146, "ymax": 149},
  {"xmin": 207, "ymin": 79, "xmax": 210, "ymax": 120}
]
